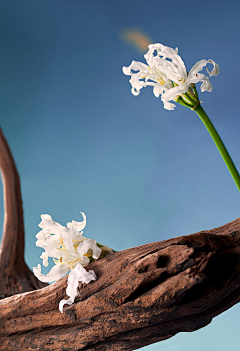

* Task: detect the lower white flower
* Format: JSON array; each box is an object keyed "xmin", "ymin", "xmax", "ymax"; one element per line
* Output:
[
  {"xmin": 33, "ymin": 212, "xmax": 101, "ymax": 313},
  {"xmin": 123, "ymin": 43, "xmax": 220, "ymax": 110},
  {"xmin": 59, "ymin": 263, "xmax": 97, "ymax": 313}
]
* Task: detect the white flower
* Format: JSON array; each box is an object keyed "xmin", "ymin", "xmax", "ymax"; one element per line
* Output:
[
  {"xmin": 33, "ymin": 212, "xmax": 102, "ymax": 313},
  {"xmin": 122, "ymin": 43, "xmax": 220, "ymax": 110}
]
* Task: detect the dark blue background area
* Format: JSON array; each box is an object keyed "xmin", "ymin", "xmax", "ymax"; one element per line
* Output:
[{"xmin": 1, "ymin": 1, "xmax": 240, "ymax": 349}]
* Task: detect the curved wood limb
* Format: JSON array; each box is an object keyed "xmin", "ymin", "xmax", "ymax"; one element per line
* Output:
[{"xmin": 0, "ymin": 127, "xmax": 47, "ymax": 299}]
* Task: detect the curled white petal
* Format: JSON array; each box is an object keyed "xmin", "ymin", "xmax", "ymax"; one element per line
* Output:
[
  {"xmin": 123, "ymin": 60, "xmax": 149, "ymax": 75},
  {"xmin": 61, "ymin": 227, "xmax": 76, "ymax": 256},
  {"xmin": 67, "ymin": 212, "xmax": 86, "ymax": 232},
  {"xmin": 78, "ymin": 255, "xmax": 91, "ymax": 267},
  {"xmin": 36, "ymin": 237, "xmax": 63, "ymax": 260},
  {"xmin": 162, "ymin": 100, "xmax": 176, "ymax": 111},
  {"xmin": 33, "ymin": 263, "xmax": 70, "ymax": 283},
  {"xmin": 77, "ymin": 239, "xmax": 102, "ymax": 260},
  {"xmin": 161, "ymin": 85, "xmax": 188, "ymax": 102},
  {"xmin": 40, "ymin": 251, "xmax": 49, "ymax": 267},
  {"xmin": 38, "ymin": 214, "xmax": 63, "ymax": 235},
  {"xmin": 153, "ymin": 59, "xmax": 179, "ymax": 83},
  {"xmin": 200, "ymin": 79, "xmax": 213, "ymax": 92},
  {"xmin": 162, "ymin": 46, "xmax": 187, "ymax": 80},
  {"xmin": 188, "ymin": 59, "xmax": 208, "ymax": 77},
  {"xmin": 153, "ymin": 84, "xmax": 163, "ymax": 98},
  {"xmin": 35, "ymin": 229, "xmax": 51, "ymax": 240},
  {"xmin": 131, "ymin": 87, "xmax": 140, "ymax": 96},
  {"xmin": 187, "ymin": 59, "xmax": 219, "ymax": 85},
  {"xmin": 122, "ymin": 66, "xmax": 131, "ymax": 75},
  {"xmin": 59, "ymin": 263, "xmax": 97, "ymax": 313},
  {"xmin": 206, "ymin": 59, "xmax": 220, "ymax": 77}
]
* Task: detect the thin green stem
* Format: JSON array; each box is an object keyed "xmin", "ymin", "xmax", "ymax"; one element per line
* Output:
[{"xmin": 194, "ymin": 105, "xmax": 240, "ymax": 192}]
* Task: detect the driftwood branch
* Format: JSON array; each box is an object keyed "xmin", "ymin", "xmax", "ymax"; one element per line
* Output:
[
  {"xmin": 1, "ymin": 127, "xmax": 240, "ymax": 350},
  {"xmin": 0, "ymin": 127, "xmax": 47, "ymax": 298}
]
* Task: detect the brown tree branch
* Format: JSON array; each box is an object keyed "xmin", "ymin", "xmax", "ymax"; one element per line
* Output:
[
  {"xmin": 0, "ymin": 128, "xmax": 47, "ymax": 298},
  {"xmin": 1, "ymin": 127, "xmax": 240, "ymax": 350},
  {"xmin": 0, "ymin": 218, "xmax": 240, "ymax": 350}
]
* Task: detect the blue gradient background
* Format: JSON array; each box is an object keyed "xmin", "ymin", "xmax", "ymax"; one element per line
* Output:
[{"xmin": 1, "ymin": 1, "xmax": 240, "ymax": 350}]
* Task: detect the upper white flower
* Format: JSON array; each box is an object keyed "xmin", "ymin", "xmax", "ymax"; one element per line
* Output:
[
  {"xmin": 122, "ymin": 43, "xmax": 220, "ymax": 110},
  {"xmin": 33, "ymin": 212, "xmax": 102, "ymax": 313}
]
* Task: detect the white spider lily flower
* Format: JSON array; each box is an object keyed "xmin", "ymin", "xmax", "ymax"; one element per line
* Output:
[
  {"xmin": 59, "ymin": 263, "xmax": 97, "ymax": 313},
  {"xmin": 33, "ymin": 212, "xmax": 102, "ymax": 313},
  {"xmin": 123, "ymin": 43, "xmax": 220, "ymax": 110}
]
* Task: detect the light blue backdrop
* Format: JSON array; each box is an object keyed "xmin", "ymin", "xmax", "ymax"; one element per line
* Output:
[{"xmin": 1, "ymin": 1, "xmax": 240, "ymax": 350}]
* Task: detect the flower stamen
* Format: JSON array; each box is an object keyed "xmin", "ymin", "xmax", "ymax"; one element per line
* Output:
[{"xmin": 157, "ymin": 77, "xmax": 165, "ymax": 85}]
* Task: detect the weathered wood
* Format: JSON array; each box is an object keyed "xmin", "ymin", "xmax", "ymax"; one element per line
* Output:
[
  {"xmin": 0, "ymin": 128, "xmax": 47, "ymax": 299},
  {"xmin": 1, "ymin": 218, "xmax": 240, "ymax": 350},
  {"xmin": 1, "ymin": 126, "xmax": 240, "ymax": 350}
]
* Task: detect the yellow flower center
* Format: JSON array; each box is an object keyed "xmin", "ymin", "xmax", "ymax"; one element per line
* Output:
[{"xmin": 53, "ymin": 237, "xmax": 93, "ymax": 268}]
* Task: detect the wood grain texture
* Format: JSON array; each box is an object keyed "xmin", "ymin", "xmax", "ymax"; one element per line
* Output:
[{"xmin": 1, "ymin": 218, "xmax": 240, "ymax": 350}]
